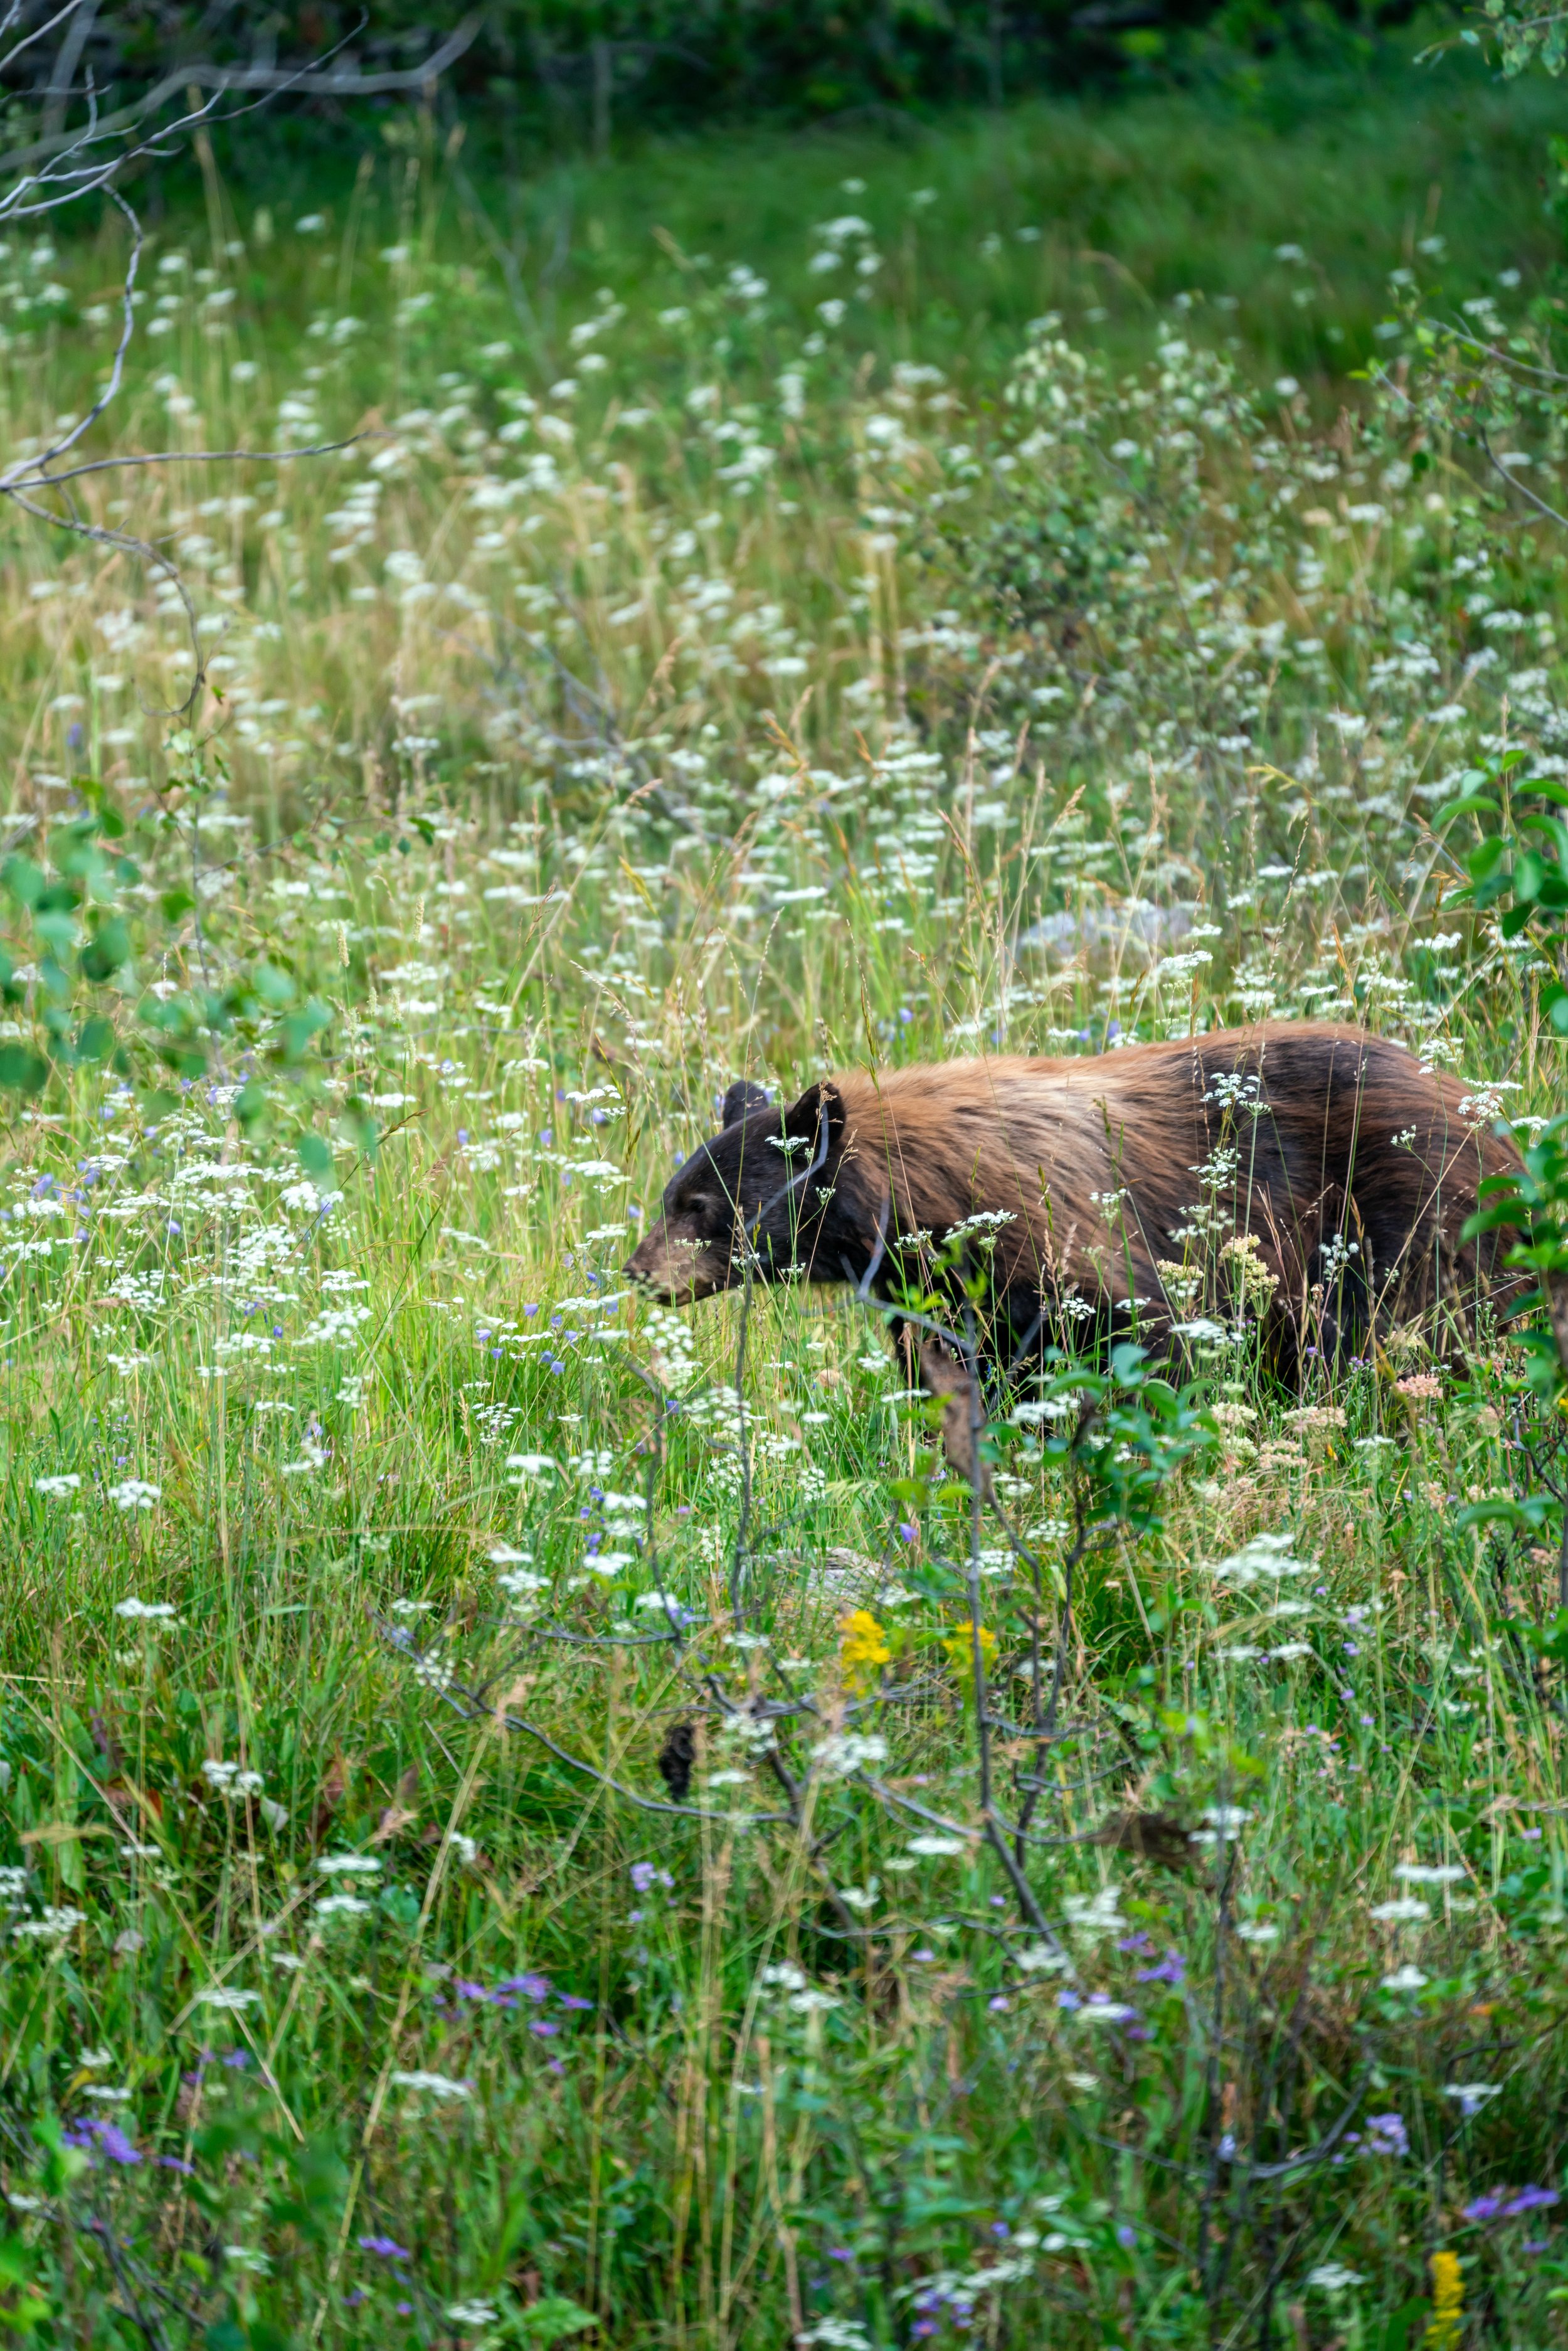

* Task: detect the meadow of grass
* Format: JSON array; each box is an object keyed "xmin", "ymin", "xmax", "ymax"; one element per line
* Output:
[{"xmin": 0, "ymin": 45, "xmax": 1567, "ymax": 2350}]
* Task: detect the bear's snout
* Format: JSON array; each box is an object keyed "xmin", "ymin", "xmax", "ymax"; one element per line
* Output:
[{"xmin": 623, "ymin": 1226, "xmax": 721, "ymax": 1305}]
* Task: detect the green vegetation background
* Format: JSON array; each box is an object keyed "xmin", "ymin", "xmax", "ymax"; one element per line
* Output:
[{"xmin": 0, "ymin": 24, "xmax": 1565, "ymax": 2351}]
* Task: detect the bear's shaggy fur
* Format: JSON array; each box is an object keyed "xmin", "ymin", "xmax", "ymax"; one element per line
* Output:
[{"xmin": 624, "ymin": 1024, "xmax": 1523, "ymax": 1463}]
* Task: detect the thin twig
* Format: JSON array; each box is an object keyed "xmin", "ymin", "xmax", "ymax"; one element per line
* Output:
[{"xmin": 1479, "ymin": 425, "xmax": 1568, "ymax": 534}]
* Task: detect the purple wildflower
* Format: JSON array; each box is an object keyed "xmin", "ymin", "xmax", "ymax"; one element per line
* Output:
[
  {"xmin": 1135, "ymin": 1949, "xmax": 1186, "ymax": 1987},
  {"xmin": 498, "ymin": 1972, "xmax": 551, "ymax": 2001},
  {"xmin": 357, "ymin": 2234, "xmax": 411, "ymax": 2261},
  {"xmin": 66, "ymin": 2118, "xmax": 140, "ymax": 2165},
  {"xmin": 1503, "ymin": 2187, "xmax": 1560, "ymax": 2217}
]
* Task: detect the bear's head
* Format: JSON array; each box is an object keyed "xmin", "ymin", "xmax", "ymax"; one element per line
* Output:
[{"xmin": 623, "ymin": 1077, "xmax": 846, "ymax": 1303}]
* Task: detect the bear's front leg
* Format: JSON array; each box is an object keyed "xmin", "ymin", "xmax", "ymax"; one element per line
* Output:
[{"xmin": 894, "ymin": 1324, "xmax": 994, "ymax": 1498}]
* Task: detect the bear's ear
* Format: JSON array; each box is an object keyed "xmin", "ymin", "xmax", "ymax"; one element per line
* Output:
[
  {"xmin": 780, "ymin": 1080, "xmax": 845, "ymax": 1150},
  {"xmin": 721, "ymin": 1078, "xmax": 770, "ymax": 1128}
]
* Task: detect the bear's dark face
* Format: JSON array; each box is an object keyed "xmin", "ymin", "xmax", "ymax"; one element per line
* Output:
[{"xmin": 624, "ymin": 1079, "xmax": 845, "ymax": 1303}]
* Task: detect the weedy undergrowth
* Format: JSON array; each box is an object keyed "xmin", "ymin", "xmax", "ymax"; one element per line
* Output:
[{"xmin": 0, "ymin": 67, "xmax": 1564, "ymax": 2351}]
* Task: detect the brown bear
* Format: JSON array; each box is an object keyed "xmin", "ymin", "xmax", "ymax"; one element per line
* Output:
[{"xmin": 623, "ymin": 1022, "xmax": 1525, "ymax": 1477}]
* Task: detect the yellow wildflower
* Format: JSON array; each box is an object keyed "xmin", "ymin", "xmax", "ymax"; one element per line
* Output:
[
  {"xmin": 839, "ymin": 1610, "xmax": 891, "ymax": 1691},
  {"xmin": 1422, "ymin": 2251, "xmax": 1464, "ymax": 2351},
  {"xmin": 943, "ymin": 1624, "xmax": 998, "ymax": 1677}
]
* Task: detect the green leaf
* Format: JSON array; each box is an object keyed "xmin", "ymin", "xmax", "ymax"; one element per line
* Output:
[
  {"xmin": 253, "ymin": 961, "xmax": 296, "ymax": 1009},
  {"xmin": 338, "ymin": 1096, "xmax": 379, "ymax": 1157},
  {"xmin": 161, "ymin": 888, "xmax": 197, "ymax": 923},
  {"xmin": 75, "ymin": 1017, "xmax": 115, "ymax": 1063},
  {"xmin": 234, "ymin": 1081, "xmax": 270, "ymax": 1132},
  {"xmin": 1520, "ymin": 1606, "xmax": 1568, "ymax": 1667},
  {"xmin": 1379, "ymin": 2298, "xmax": 1431, "ymax": 2351},
  {"xmin": 79, "ymin": 915, "xmax": 130, "ymax": 983},
  {"xmin": 1456, "ymin": 1493, "xmax": 1551, "ymax": 1536},
  {"xmin": 1434, "ymin": 793, "xmax": 1498, "ymax": 828},
  {"xmin": 1, "ymin": 854, "xmax": 43, "ymax": 908},
  {"xmin": 31, "ymin": 2115, "xmax": 90, "ymax": 2194},
  {"xmin": 33, "ymin": 913, "xmax": 78, "ymax": 960},
  {"xmin": 0, "ymin": 2232, "xmax": 49, "ymax": 2335},
  {"xmin": 297, "ymin": 1132, "xmax": 334, "ymax": 1180},
  {"xmin": 506, "ymin": 2298, "xmax": 598, "ymax": 2346},
  {"xmin": 0, "ymin": 1044, "xmax": 46, "ymax": 1095},
  {"xmin": 1515, "ymin": 849, "xmax": 1546, "ymax": 902},
  {"xmin": 277, "ymin": 1000, "xmax": 332, "ymax": 1063}
]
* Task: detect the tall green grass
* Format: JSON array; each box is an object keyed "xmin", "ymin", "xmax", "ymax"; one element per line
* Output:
[{"xmin": 0, "ymin": 51, "xmax": 1564, "ymax": 2350}]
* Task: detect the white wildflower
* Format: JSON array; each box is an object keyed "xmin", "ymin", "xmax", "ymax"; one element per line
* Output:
[
  {"xmin": 390, "ymin": 2069, "xmax": 472, "ymax": 2099},
  {"xmin": 1444, "ymin": 2083, "xmax": 1501, "ymax": 2117},
  {"xmin": 106, "ymin": 1479, "xmax": 161, "ymax": 1512}
]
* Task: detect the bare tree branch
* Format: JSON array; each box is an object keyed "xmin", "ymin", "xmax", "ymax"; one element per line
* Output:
[
  {"xmin": 17, "ymin": 431, "xmax": 372, "ymax": 490},
  {"xmin": 0, "ymin": 15, "xmax": 467, "ymax": 723},
  {"xmin": 0, "ymin": 0, "xmax": 87, "ymax": 78},
  {"xmin": 39, "ymin": 0, "xmax": 97, "ymax": 142},
  {"xmin": 1480, "ymin": 425, "xmax": 1568, "ymax": 533},
  {"xmin": 0, "ymin": 15, "xmax": 482, "ymax": 176}
]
